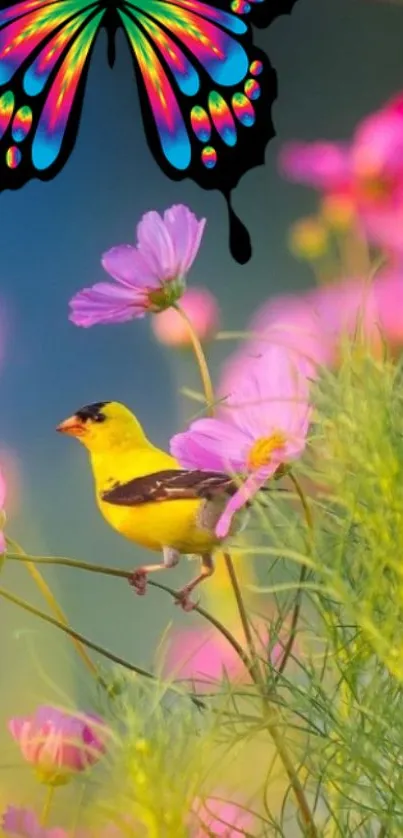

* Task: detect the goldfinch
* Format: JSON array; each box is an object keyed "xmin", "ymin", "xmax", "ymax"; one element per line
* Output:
[{"xmin": 56, "ymin": 401, "xmax": 245, "ymax": 609}]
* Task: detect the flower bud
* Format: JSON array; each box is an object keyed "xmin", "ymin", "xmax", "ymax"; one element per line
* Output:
[
  {"xmin": 152, "ymin": 287, "xmax": 219, "ymax": 348},
  {"xmin": 288, "ymin": 218, "xmax": 329, "ymax": 260}
]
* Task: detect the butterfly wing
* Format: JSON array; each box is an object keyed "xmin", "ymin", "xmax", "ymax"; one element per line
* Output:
[
  {"xmin": 0, "ymin": 0, "xmax": 106, "ymax": 190},
  {"xmin": 119, "ymin": 0, "xmax": 299, "ymax": 263}
]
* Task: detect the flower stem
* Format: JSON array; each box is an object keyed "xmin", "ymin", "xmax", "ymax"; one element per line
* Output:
[
  {"xmin": 275, "ymin": 473, "xmax": 311, "ymax": 678},
  {"xmin": 41, "ymin": 785, "xmax": 55, "ymax": 827},
  {"xmin": 6, "ymin": 536, "xmax": 101, "ymax": 688},
  {"xmin": 223, "ymin": 550, "xmax": 262, "ymax": 684},
  {"xmin": 173, "ymin": 303, "xmax": 215, "ymax": 414}
]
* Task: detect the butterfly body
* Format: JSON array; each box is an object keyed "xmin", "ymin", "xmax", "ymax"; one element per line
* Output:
[{"xmin": 0, "ymin": 0, "xmax": 299, "ymax": 261}]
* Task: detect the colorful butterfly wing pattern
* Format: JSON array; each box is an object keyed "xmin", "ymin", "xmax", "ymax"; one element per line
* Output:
[
  {"xmin": 119, "ymin": 0, "xmax": 299, "ymax": 261},
  {"xmin": 0, "ymin": 0, "xmax": 300, "ymax": 262},
  {"xmin": 0, "ymin": 0, "xmax": 106, "ymax": 189}
]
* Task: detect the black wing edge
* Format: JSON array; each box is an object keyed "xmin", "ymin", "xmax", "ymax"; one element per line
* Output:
[{"xmin": 101, "ymin": 469, "xmax": 236, "ymax": 507}]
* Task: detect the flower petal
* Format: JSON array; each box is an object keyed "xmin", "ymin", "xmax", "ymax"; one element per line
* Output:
[
  {"xmin": 374, "ymin": 269, "xmax": 403, "ymax": 342},
  {"xmin": 0, "ymin": 468, "xmax": 6, "ymax": 508},
  {"xmin": 279, "ymin": 141, "xmax": 351, "ymax": 190},
  {"xmin": 2, "ymin": 806, "xmax": 44, "ymax": 838},
  {"xmin": 171, "ymin": 419, "xmax": 248, "ymax": 472},
  {"xmin": 136, "ymin": 210, "xmax": 177, "ymax": 280},
  {"xmin": 164, "ymin": 628, "xmax": 245, "ymax": 689},
  {"xmin": 216, "ymin": 467, "xmax": 275, "ymax": 539},
  {"xmin": 163, "ymin": 205, "xmax": 206, "ymax": 275},
  {"xmin": 8, "ymin": 706, "xmax": 107, "ymax": 778},
  {"xmin": 193, "ymin": 797, "xmax": 254, "ymax": 837},
  {"xmin": 222, "ymin": 346, "xmax": 311, "ymax": 443},
  {"xmin": 361, "ymin": 205, "xmax": 403, "ymax": 252},
  {"xmin": 250, "ymin": 293, "xmax": 333, "ymax": 372},
  {"xmin": 353, "ymin": 108, "xmax": 403, "ymax": 180},
  {"xmin": 101, "ymin": 245, "xmax": 159, "ymax": 289},
  {"xmin": 69, "ymin": 283, "xmax": 147, "ymax": 327}
]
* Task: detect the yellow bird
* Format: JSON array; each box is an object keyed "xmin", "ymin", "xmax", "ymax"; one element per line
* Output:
[{"xmin": 56, "ymin": 401, "xmax": 244, "ymax": 609}]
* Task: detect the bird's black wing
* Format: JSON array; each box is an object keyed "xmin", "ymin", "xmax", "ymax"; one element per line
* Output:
[{"xmin": 101, "ymin": 469, "xmax": 238, "ymax": 507}]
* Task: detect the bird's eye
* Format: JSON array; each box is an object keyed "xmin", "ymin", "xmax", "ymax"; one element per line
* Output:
[{"xmin": 93, "ymin": 413, "xmax": 106, "ymax": 423}]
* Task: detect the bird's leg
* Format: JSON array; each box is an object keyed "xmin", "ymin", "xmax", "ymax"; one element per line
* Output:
[
  {"xmin": 129, "ymin": 547, "xmax": 180, "ymax": 597},
  {"xmin": 174, "ymin": 553, "xmax": 215, "ymax": 612}
]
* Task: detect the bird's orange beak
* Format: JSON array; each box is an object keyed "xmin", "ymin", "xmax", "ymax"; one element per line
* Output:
[{"xmin": 56, "ymin": 415, "xmax": 86, "ymax": 437}]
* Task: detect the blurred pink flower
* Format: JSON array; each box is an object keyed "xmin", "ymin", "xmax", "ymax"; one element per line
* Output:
[
  {"xmin": 2, "ymin": 806, "xmax": 66, "ymax": 838},
  {"xmin": 165, "ymin": 624, "xmax": 282, "ymax": 690},
  {"xmin": 279, "ymin": 141, "xmax": 351, "ymax": 191},
  {"xmin": 250, "ymin": 292, "xmax": 333, "ymax": 375},
  {"xmin": 69, "ymin": 205, "xmax": 206, "ymax": 327},
  {"xmin": 308, "ymin": 268, "xmax": 403, "ymax": 355},
  {"xmin": 164, "ymin": 627, "xmax": 245, "ymax": 689},
  {"xmin": 222, "ymin": 269, "xmax": 403, "ymax": 387},
  {"xmin": 151, "ymin": 287, "xmax": 219, "ymax": 348},
  {"xmin": 171, "ymin": 346, "xmax": 311, "ymax": 538},
  {"xmin": 9, "ymin": 706, "xmax": 107, "ymax": 785},
  {"xmin": 279, "ymin": 94, "xmax": 403, "ymax": 251},
  {"xmin": 2, "ymin": 808, "xmax": 124, "ymax": 838},
  {"xmin": 192, "ymin": 796, "xmax": 254, "ymax": 836}
]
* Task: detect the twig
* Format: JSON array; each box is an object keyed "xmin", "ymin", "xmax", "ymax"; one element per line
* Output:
[{"xmin": 5, "ymin": 553, "xmax": 255, "ymax": 682}]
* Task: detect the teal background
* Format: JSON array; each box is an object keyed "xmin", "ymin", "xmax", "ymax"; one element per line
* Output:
[{"xmin": 0, "ymin": 0, "xmax": 402, "ymax": 733}]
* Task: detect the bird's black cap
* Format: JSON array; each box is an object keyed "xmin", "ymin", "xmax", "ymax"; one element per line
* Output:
[{"xmin": 75, "ymin": 402, "xmax": 109, "ymax": 423}]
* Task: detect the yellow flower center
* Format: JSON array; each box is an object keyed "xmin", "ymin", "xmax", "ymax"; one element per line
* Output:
[{"xmin": 247, "ymin": 432, "xmax": 286, "ymax": 471}]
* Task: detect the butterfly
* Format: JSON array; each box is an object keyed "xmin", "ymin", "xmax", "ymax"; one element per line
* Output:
[{"xmin": 0, "ymin": 0, "xmax": 299, "ymax": 263}]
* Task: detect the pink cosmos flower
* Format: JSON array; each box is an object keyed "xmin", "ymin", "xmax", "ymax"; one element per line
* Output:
[
  {"xmin": 151, "ymin": 287, "xmax": 219, "ymax": 348},
  {"xmin": 69, "ymin": 205, "xmax": 206, "ymax": 327},
  {"xmin": 192, "ymin": 796, "xmax": 254, "ymax": 836},
  {"xmin": 164, "ymin": 624, "xmax": 282, "ymax": 691},
  {"xmin": 1, "ymin": 808, "xmax": 124, "ymax": 838},
  {"xmin": 279, "ymin": 94, "xmax": 403, "ymax": 251},
  {"xmin": 248, "ymin": 292, "xmax": 334, "ymax": 375},
  {"xmin": 9, "ymin": 706, "xmax": 107, "ymax": 784},
  {"xmin": 2, "ymin": 807, "xmax": 66, "ymax": 838},
  {"xmin": 222, "ymin": 268, "xmax": 403, "ymax": 389},
  {"xmin": 0, "ymin": 467, "xmax": 7, "ymax": 554},
  {"xmin": 307, "ymin": 268, "xmax": 403, "ymax": 356},
  {"xmin": 171, "ymin": 346, "xmax": 310, "ymax": 538},
  {"xmin": 165, "ymin": 627, "xmax": 245, "ymax": 689}
]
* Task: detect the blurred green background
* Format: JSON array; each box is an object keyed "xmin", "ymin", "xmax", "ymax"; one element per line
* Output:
[{"xmin": 0, "ymin": 0, "xmax": 402, "ymax": 754}]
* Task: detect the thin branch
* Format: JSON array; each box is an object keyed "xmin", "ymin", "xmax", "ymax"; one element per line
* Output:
[{"xmin": 5, "ymin": 553, "xmax": 255, "ymax": 682}]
